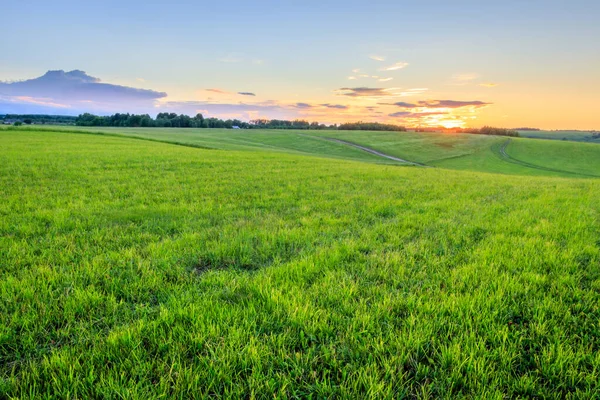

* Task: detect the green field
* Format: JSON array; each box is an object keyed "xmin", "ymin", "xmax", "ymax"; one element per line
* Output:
[
  {"xmin": 13, "ymin": 125, "xmax": 600, "ymax": 178},
  {"xmin": 519, "ymin": 130, "xmax": 600, "ymax": 144},
  {"xmin": 2, "ymin": 127, "xmax": 600, "ymax": 398}
]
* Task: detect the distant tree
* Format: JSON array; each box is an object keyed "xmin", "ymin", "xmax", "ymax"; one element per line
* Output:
[
  {"xmin": 1, "ymin": 114, "xmax": 77, "ymax": 125},
  {"xmin": 459, "ymin": 126, "xmax": 519, "ymax": 137},
  {"xmin": 193, "ymin": 113, "xmax": 205, "ymax": 128},
  {"xmin": 23, "ymin": 118, "xmax": 33, "ymax": 124},
  {"xmin": 72, "ymin": 112, "xmax": 412, "ymax": 132},
  {"xmin": 338, "ymin": 121, "xmax": 406, "ymax": 132},
  {"xmin": 13, "ymin": 121, "xmax": 23, "ymax": 126},
  {"xmin": 140, "ymin": 115, "xmax": 154, "ymax": 127}
]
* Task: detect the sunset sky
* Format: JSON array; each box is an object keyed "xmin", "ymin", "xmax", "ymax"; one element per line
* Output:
[{"xmin": 1, "ymin": 0, "xmax": 599, "ymax": 129}]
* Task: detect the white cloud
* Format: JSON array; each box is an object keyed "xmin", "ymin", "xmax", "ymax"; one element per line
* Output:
[{"xmin": 379, "ymin": 62, "xmax": 409, "ymax": 71}]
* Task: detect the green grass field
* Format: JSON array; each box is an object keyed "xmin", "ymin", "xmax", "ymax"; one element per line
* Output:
[
  {"xmin": 1, "ymin": 127, "xmax": 600, "ymax": 398},
  {"xmin": 12, "ymin": 125, "xmax": 600, "ymax": 178},
  {"xmin": 519, "ymin": 130, "xmax": 600, "ymax": 144}
]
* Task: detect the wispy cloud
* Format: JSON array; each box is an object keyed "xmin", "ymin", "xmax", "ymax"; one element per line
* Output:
[
  {"xmin": 420, "ymin": 100, "xmax": 490, "ymax": 108},
  {"xmin": 389, "ymin": 111, "xmax": 413, "ymax": 117},
  {"xmin": 238, "ymin": 92, "xmax": 256, "ymax": 96},
  {"xmin": 206, "ymin": 88, "xmax": 229, "ymax": 94},
  {"xmin": 295, "ymin": 102, "xmax": 314, "ymax": 109},
  {"xmin": 378, "ymin": 77, "xmax": 393, "ymax": 82},
  {"xmin": 336, "ymin": 87, "xmax": 427, "ymax": 99},
  {"xmin": 379, "ymin": 62, "xmax": 409, "ymax": 71},
  {"xmin": 369, "ymin": 55, "xmax": 386, "ymax": 61},
  {"xmin": 336, "ymin": 87, "xmax": 400, "ymax": 98},
  {"xmin": 320, "ymin": 103, "xmax": 349, "ymax": 109},
  {"xmin": 383, "ymin": 101, "xmax": 419, "ymax": 108},
  {"xmin": 479, "ymin": 83, "xmax": 499, "ymax": 88},
  {"xmin": 389, "ymin": 111, "xmax": 447, "ymax": 118},
  {"xmin": 384, "ymin": 99, "xmax": 491, "ymax": 109}
]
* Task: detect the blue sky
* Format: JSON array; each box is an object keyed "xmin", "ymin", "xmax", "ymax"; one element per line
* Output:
[{"xmin": 2, "ymin": 0, "xmax": 599, "ymax": 128}]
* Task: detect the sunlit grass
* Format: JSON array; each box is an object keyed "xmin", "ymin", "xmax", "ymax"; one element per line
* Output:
[{"xmin": 1, "ymin": 129, "xmax": 599, "ymax": 398}]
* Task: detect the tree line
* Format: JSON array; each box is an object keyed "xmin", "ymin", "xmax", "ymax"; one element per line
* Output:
[
  {"xmin": 1, "ymin": 114, "xmax": 77, "ymax": 125},
  {"xmin": 75, "ymin": 113, "xmax": 408, "ymax": 131},
  {"xmin": 4, "ymin": 113, "xmax": 517, "ymax": 137},
  {"xmin": 459, "ymin": 126, "xmax": 520, "ymax": 137}
]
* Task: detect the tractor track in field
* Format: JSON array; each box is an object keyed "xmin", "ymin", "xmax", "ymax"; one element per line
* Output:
[
  {"xmin": 307, "ymin": 135, "xmax": 428, "ymax": 166},
  {"xmin": 494, "ymin": 139, "xmax": 600, "ymax": 178}
]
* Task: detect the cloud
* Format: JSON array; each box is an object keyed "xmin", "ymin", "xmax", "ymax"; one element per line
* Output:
[
  {"xmin": 206, "ymin": 88, "xmax": 229, "ymax": 94},
  {"xmin": 389, "ymin": 111, "xmax": 447, "ymax": 118},
  {"xmin": 384, "ymin": 101, "xmax": 419, "ymax": 108},
  {"xmin": 295, "ymin": 103, "xmax": 350, "ymax": 110},
  {"xmin": 379, "ymin": 62, "xmax": 409, "ymax": 71},
  {"xmin": 419, "ymin": 100, "xmax": 490, "ymax": 108},
  {"xmin": 479, "ymin": 83, "xmax": 499, "ymax": 87},
  {"xmin": 336, "ymin": 87, "xmax": 399, "ymax": 98},
  {"xmin": 369, "ymin": 55, "xmax": 386, "ymax": 61},
  {"xmin": 352, "ymin": 68, "xmax": 361, "ymax": 73},
  {"xmin": 0, "ymin": 95, "xmax": 74, "ymax": 114},
  {"xmin": 348, "ymin": 76, "xmax": 357, "ymax": 80},
  {"xmin": 238, "ymin": 92, "xmax": 256, "ymax": 96},
  {"xmin": 389, "ymin": 111, "xmax": 413, "ymax": 117},
  {"xmin": 136, "ymin": 78, "xmax": 146, "ymax": 83},
  {"xmin": 2, "ymin": 95, "xmax": 71, "ymax": 109},
  {"xmin": 0, "ymin": 70, "xmax": 166, "ymax": 103},
  {"xmin": 320, "ymin": 103, "xmax": 348, "ymax": 109},
  {"xmin": 336, "ymin": 87, "xmax": 427, "ymax": 99},
  {"xmin": 378, "ymin": 77, "xmax": 393, "ymax": 82},
  {"xmin": 0, "ymin": 70, "xmax": 168, "ymax": 114},
  {"xmin": 384, "ymin": 99, "xmax": 491, "ymax": 109}
]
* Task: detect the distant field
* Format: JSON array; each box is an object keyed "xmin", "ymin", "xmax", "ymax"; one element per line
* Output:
[
  {"xmin": 1, "ymin": 128, "xmax": 600, "ymax": 397},
  {"xmin": 8, "ymin": 125, "xmax": 600, "ymax": 178},
  {"xmin": 519, "ymin": 130, "xmax": 600, "ymax": 143}
]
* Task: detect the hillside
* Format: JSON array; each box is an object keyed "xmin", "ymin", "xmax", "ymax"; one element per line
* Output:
[{"xmin": 10, "ymin": 125, "xmax": 600, "ymax": 178}]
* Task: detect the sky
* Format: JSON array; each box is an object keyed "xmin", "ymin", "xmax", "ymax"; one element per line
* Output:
[{"xmin": 1, "ymin": 0, "xmax": 599, "ymax": 129}]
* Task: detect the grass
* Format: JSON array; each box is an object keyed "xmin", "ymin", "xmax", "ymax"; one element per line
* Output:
[
  {"xmin": 10, "ymin": 125, "xmax": 600, "ymax": 178},
  {"xmin": 519, "ymin": 130, "xmax": 600, "ymax": 144},
  {"xmin": 1, "ymin": 128, "xmax": 600, "ymax": 398}
]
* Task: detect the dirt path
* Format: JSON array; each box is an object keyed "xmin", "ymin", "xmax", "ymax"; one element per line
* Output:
[
  {"xmin": 494, "ymin": 139, "xmax": 599, "ymax": 178},
  {"xmin": 318, "ymin": 137, "xmax": 428, "ymax": 166}
]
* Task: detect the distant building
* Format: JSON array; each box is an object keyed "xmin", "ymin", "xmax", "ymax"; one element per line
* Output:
[{"xmin": 232, "ymin": 126, "xmax": 241, "ymax": 129}]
